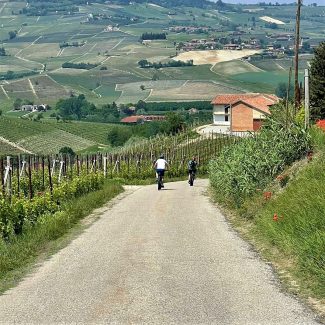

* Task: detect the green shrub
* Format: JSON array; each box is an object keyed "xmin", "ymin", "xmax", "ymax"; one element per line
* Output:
[
  {"xmin": 209, "ymin": 120, "xmax": 310, "ymax": 206},
  {"xmin": 0, "ymin": 173, "xmax": 104, "ymax": 240}
]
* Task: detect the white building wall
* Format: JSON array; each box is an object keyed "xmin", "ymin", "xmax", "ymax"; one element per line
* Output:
[
  {"xmin": 253, "ymin": 110, "xmax": 267, "ymax": 119},
  {"xmin": 213, "ymin": 104, "xmax": 231, "ymax": 126}
]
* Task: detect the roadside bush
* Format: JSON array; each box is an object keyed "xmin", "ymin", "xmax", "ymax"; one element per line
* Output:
[
  {"xmin": 209, "ymin": 120, "xmax": 310, "ymax": 206},
  {"xmin": 0, "ymin": 173, "xmax": 104, "ymax": 240}
]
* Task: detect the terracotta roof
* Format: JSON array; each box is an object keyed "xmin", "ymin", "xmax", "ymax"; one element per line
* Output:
[
  {"xmin": 211, "ymin": 93, "xmax": 279, "ymax": 113},
  {"xmin": 121, "ymin": 116, "xmax": 144, "ymax": 123},
  {"xmin": 121, "ymin": 115, "xmax": 165, "ymax": 123}
]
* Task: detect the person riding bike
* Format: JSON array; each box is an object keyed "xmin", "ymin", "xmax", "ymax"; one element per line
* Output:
[
  {"xmin": 154, "ymin": 154, "xmax": 168, "ymax": 188},
  {"xmin": 188, "ymin": 156, "xmax": 198, "ymax": 184}
]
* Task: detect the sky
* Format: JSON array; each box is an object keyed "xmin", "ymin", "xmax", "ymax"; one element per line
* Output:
[{"xmin": 216, "ymin": 0, "xmax": 325, "ymax": 4}]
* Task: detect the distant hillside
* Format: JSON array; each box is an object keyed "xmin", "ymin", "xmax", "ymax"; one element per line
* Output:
[
  {"xmin": 221, "ymin": 0, "xmax": 322, "ymax": 4},
  {"xmin": 111, "ymin": 0, "xmax": 233, "ymax": 10}
]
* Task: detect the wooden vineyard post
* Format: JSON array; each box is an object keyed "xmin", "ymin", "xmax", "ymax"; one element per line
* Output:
[
  {"xmin": 28, "ymin": 156, "xmax": 33, "ymax": 200},
  {"xmin": 17, "ymin": 156, "xmax": 20, "ymax": 198},
  {"xmin": 42, "ymin": 156, "xmax": 45, "ymax": 190},
  {"xmin": 51, "ymin": 157, "xmax": 56, "ymax": 178},
  {"xmin": 47, "ymin": 156, "xmax": 53, "ymax": 199},
  {"xmin": 103, "ymin": 156, "xmax": 107, "ymax": 178},
  {"xmin": 69, "ymin": 155, "xmax": 73, "ymax": 180},
  {"xmin": 136, "ymin": 155, "xmax": 140, "ymax": 175},
  {"xmin": 58, "ymin": 158, "xmax": 64, "ymax": 183},
  {"xmin": 4, "ymin": 156, "xmax": 12, "ymax": 200},
  {"xmin": 86, "ymin": 155, "xmax": 89, "ymax": 174},
  {"xmin": 0, "ymin": 158, "xmax": 4, "ymax": 197},
  {"xmin": 76, "ymin": 155, "xmax": 80, "ymax": 176},
  {"xmin": 64, "ymin": 155, "xmax": 67, "ymax": 177},
  {"xmin": 110, "ymin": 155, "xmax": 113, "ymax": 179}
]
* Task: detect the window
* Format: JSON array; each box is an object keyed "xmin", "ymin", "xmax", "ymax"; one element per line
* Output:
[
  {"xmin": 224, "ymin": 105, "xmax": 230, "ymax": 115},
  {"xmin": 225, "ymin": 115, "xmax": 229, "ymax": 122}
]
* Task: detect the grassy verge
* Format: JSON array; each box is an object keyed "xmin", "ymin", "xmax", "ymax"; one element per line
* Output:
[
  {"xmin": 210, "ymin": 128, "xmax": 325, "ymax": 320},
  {"xmin": 0, "ymin": 180, "xmax": 123, "ymax": 293}
]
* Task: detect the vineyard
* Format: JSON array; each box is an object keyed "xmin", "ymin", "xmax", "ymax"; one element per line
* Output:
[
  {"xmin": 0, "ymin": 117, "xmax": 97, "ymax": 154},
  {"xmin": 0, "ymin": 131, "xmax": 237, "ymax": 240}
]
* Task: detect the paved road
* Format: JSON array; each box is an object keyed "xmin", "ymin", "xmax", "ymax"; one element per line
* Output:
[{"xmin": 0, "ymin": 180, "xmax": 319, "ymax": 324}]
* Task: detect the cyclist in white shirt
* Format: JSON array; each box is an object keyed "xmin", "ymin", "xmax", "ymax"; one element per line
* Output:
[{"xmin": 154, "ymin": 154, "xmax": 169, "ymax": 186}]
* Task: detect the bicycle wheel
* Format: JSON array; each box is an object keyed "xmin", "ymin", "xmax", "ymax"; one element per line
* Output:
[{"xmin": 190, "ymin": 172, "xmax": 194, "ymax": 186}]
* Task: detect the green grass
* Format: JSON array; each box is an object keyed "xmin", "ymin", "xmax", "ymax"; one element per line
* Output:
[
  {"xmin": 253, "ymin": 151, "xmax": 325, "ymax": 298},
  {"xmin": 210, "ymin": 127, "xmax": 325, "ymax": 314},
  {"xmin": 0, "ymin": 180, "xmax": 124, "ymax": 293}
]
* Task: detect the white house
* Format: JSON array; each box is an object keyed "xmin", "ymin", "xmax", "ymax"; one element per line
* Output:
[{"xmin": 211, "ymin": 93, "xmax": 279, "ymax": 132}]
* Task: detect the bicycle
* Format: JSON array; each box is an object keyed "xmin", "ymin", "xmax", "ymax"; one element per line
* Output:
[
  {"xmin": 189, "ymin": 171, "xmax": 195, "ymax": 186},
  {"xmin": 157, "ymin": 170, "xmax": 164, "ymax": 190}
]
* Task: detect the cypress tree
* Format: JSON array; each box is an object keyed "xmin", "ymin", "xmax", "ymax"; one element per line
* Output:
[{"xmin": 310, "ymin": 42, "xmax": 325, "ymax": 119}]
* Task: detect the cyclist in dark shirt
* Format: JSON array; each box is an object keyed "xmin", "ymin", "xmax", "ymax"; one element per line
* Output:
[{"xmin": 188, "ymin": 156, "xmax": 197, "ymax": 184}]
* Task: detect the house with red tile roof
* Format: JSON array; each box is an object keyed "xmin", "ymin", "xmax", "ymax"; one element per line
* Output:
[
  {"xmin": 121, "ymin": 115, "xmax": 165, "ymax": 124},
  {"xmin": 211, "ymin": 93, "xmax": 279, "ymax": 132}
]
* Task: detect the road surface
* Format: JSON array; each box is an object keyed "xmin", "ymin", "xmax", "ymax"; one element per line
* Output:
[{"xmin": 0, "ymin": 180, "xmax": 319, "ymax": 324}]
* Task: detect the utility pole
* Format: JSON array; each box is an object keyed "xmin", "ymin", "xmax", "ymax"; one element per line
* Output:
[
  {"xmin": 294, "ymin": 0, "xmax": 302, "ymax": 113},
  {"xmin": 304, "ymin": 68, "xmax": 310, "ymax": 129},
  {"xmin": 286, "ymin": 66, "xmax": 292, "ymax": 128}
]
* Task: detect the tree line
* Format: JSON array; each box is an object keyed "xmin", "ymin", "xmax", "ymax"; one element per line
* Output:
[
  {"xmin": 59, "ymin": 41, "xmax": 85, "ymax": 49},
  {"xmin": 138, "ymin": 59, "xmax": 193, "ymax": 69},
  {"xmin": 140, "ymin": 32, "xmax": 166, "ymax": 40},
  {"xmin": 62, "ymin": 62, "xmax": 99, "ymax": 70},
  {"xmin": 0, "ymin": 70, "xmax": 38, "ymax": 81}
]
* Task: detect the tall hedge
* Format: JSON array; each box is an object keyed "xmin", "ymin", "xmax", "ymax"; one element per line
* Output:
[{"xmin": 209, "ymin": 121, "xmax": 310, "ymax": 206}]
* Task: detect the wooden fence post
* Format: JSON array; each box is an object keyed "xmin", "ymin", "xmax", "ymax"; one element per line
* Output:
[
  {"xmin": 28, "ymin": 156, "xmax": 33, "ymax": 200},
  {"xmin": 16, "ymin": 156, "xmax": 20, "ymax": 198},
  {"xmin": 47, "ymin": 156, "xmax": 53, "ymax": 198},
  {"xmin": 0, "ymin": 157, "xmax": 4, "ymax": 196}
]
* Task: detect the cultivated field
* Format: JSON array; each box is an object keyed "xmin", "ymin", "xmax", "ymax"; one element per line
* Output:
[
  {"xmin": 0, "ymin": 139, "xmax": 23, "ymax": 156},
  {"xmin": 175, "ymin": 50, "xmax": 261, "ymax": 66},
  {"xmin": 259, "ymin": 16, "xmax": 285, "ymax": 25},
  {"xmin": 147, "ymin": 81, "xmax": 243, "ymax": 102},
  {"xmin": 0, "ymin": 117, "xmax": 97, "ymax": 154},
  {"xmin": 0, "ymin": 0, "xmax": 323, "ymax": 108}
]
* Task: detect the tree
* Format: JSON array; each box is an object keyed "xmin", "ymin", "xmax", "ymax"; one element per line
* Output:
[
  {"xmin": 8, "ymin": 30, "xmax": 17, "ymax": 40},
  {"xmin": 107, "ymin": 127, "xmax": 132, "ymax": 147},
  {"xmin": 136, "ymin": 100, "xmax": 146, "ymax": 111},
  {"xmin": 140, "ymin": 85, "xmax": 145, "ymax": 91},
  {"xmin": 0, "ymin": 47, "xmax": 6, "ymax": 56},
  {"xmin": 275, "ymin": 82, "xmax": 293, "ymax": 99},
  {"xmin": 13, "ymin": 98, "xmax": 22, "ymax": 110},
  {"xmin": 59, "ymin": 146, "xmax": 75, "ymax": 157},
  {"xmin": 310, "ymin": 42, "xmax": 325, "ymax": 119},
  {"xmin": 302, "ymin": 41, "xmax": 310, "ymax": 52},
  {"xmin": 138, "ymin": 59, "xmax": 149, "ymax": 68},
  {"xmin": 165, "ymin": 112, "xmax": 184, "ymax": 134}
]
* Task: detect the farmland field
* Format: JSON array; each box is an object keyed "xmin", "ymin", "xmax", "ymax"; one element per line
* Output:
[
  {"xmin": 0, "ymin": 0, "xmax": 322, "ymax": 109},
  {"xmin": 147, "ymin": 80, "xmax": 243, "ymax": 102},
  {"xmin": 43, "ymin": 120, "xmax": 129, "ymax": 145},
  {"xmin": 0, "ymin": 117, "xmax": 97, "ymax": 154},
  {"xmin": 0, "ymin": 140, "xmax": 23, "ymax": 156}
]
